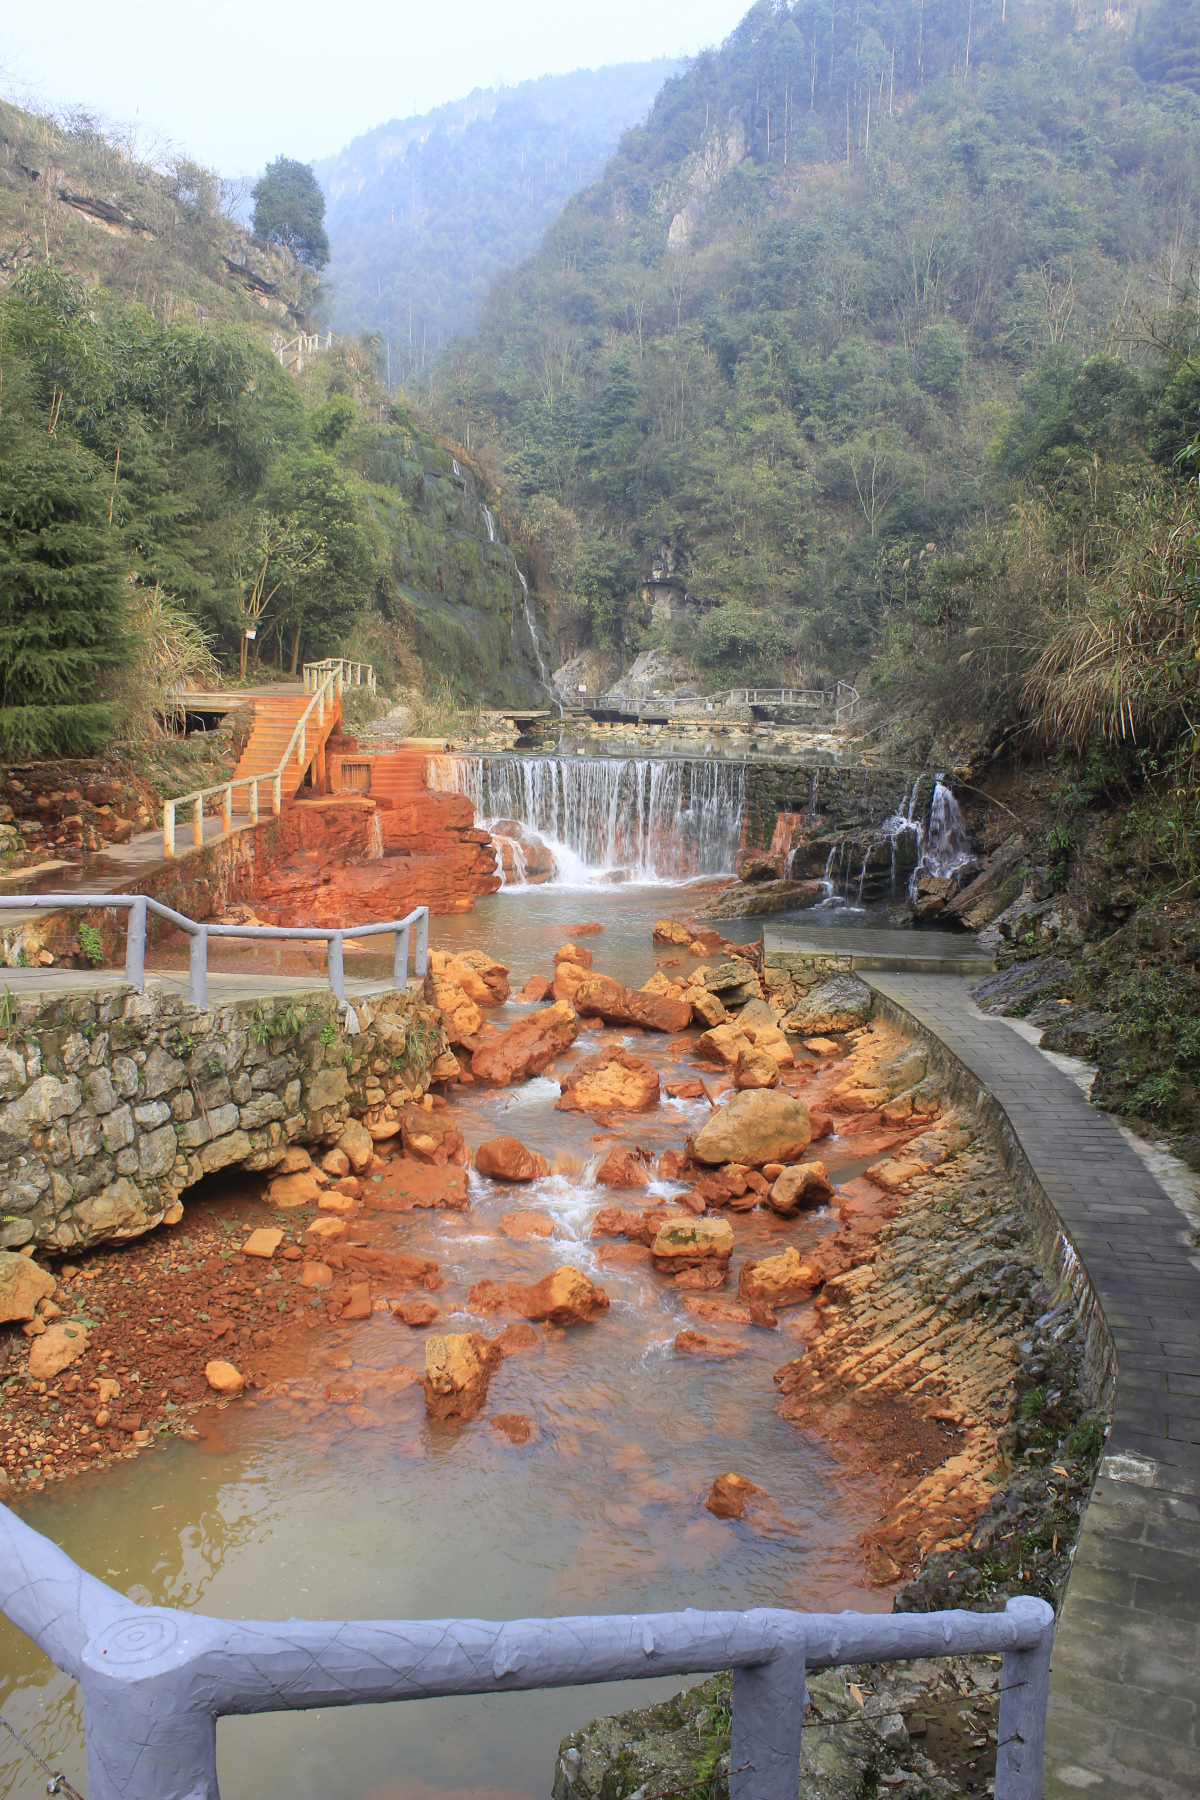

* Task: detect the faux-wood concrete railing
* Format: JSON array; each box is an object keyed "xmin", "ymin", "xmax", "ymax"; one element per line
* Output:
[
  {"xmin": 0, "ymin": 894, "xmax": 427, "ymax": 1012},
  {"xmin": 0, "ymin": 1500, "xmax": 1054, "ymax": 1800},
  {"xmin": 161, "ymin": 661, "xmax": 373, "ymax": 858}
]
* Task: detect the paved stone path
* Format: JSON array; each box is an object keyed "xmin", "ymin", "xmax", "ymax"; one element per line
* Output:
[{"xmin": 867, "ymin": 972, "xmax": 1200, "ymax": 1800}]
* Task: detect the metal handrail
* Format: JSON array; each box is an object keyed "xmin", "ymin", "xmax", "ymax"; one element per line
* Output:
[
  {"xmin": 0, "ymin": 1498, "xmax": 1054, "ymax": 1800},
  {"xmin": 160, "ymin": 661, "xmax": 374, "ymax": 858},
  {"xmin": 0, "ymin": 892, "xmax": 428, "ymax": 1012}
]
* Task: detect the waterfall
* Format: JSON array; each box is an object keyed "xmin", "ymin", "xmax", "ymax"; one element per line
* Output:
[
  {"xmin": 482, "ymin": 505, "xmax": 496, "ymax": 543},
  {"xmin": 922, "ymin": 776, "xmax": 973, "ymax": 879},
  {"xmin": 452, "ymin": 458, "xmax": 461, "ymax": 476},
  {"xmin": 428, "ymin": 753, "xmax": 746, "ymax": 887},
  {"xmin": 365, "ymin": 814, "xmax": 384, "ymax": 861},
  {"xmin": 819, "ymin": 773, "xmax": 973, "ymax": 908},
  {"xmin": 517, "ymin": 570, "xmax": 562, "ymax": 714}
]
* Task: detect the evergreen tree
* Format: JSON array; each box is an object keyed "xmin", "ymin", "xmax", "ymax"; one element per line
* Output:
[
  {"xmin": 252, "ymin": 158, "xmax": 330, "ymax": 268},
  {"xmin": 0, "ymin": 432, "xmax": 129, "ymax": 756}
]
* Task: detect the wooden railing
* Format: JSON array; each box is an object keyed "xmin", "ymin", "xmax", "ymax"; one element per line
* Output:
[
  {"xmin": 276, "ymin": 330, "xmax": 333, "ymax": 371},
  {"xmin": 161, "ymin": 662, "xmax": 373, "ymax": 858}
]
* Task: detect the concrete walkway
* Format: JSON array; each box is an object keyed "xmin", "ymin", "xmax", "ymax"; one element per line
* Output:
[
  {"xmin": 867, "ymin": 972, "xmax": 1200, "ymax": 1800},
  {"xmin": 765, "ymin": 922, "xmax": 994, "ymax": 976}
]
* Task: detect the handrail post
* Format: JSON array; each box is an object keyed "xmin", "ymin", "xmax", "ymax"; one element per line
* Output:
[
  {"xmin": 189, "ymin": 927, "xmax": 208, "ymax": 1011},
  {"xmin": 393, "ymin": 922, "xmax": 410, "ymax": 989},
  {"xmin": 328, "ymin": 932, "xmax": 345, "ymax": 1004},
  {"xmin": 163, "ymin": 801, "xmax": 175, "ymax": 860},
  {"xmin": 249, "ymin": 778, "xmax": 258, "ymax": 826},
  {"xmin": 272, "ymin": 773, "xmax": 282, "ymax": 816},
  {"xmin": 298, "ymin": 723, "xmax": 306, "ymax": 769},
  {"xmin": 414, "ymin": 908, "xmax": 429, "ymax": 977},
  {"xmin": 124, "ymin": 896, "xmax": 147, "ymax": 992},
  {"xmin": 995, "ymin": 1597, "xmax": 1055, "ymax": 1800},
  {"xmin": 730, "ymin": 1635, "xmax": 807, "ymax": 1800},
  {"xmin": 192, "ymin": 795, "xmax": 203, "ymax": 848},
  {"xmin": 318, "ymin": 686, "xmax": 325, "ymax": 727},
  {"xmin": 221, "ymin": 785, "xmax": 232, "ymax": 835}
]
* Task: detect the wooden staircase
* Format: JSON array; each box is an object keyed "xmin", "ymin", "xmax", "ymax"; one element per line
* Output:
[{"xmin": 229, "ymin": 690, "xmax": 342, "ymax": 815}]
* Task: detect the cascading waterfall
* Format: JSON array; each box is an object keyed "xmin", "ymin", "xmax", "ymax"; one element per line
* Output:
[
  {"xmin": 820, "ymin": 773, "xmax": 971, "ymax": 909},
  {"xmin": 482, "ymin": 504, "xmax": 497, "ymax": 543},
  {"xmin": 428, "ymin": 753, "xmax": 746, "ymax": 887}
]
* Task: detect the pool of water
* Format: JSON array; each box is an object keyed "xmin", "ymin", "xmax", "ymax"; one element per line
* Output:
[{"xmin": 0, "ymin": 883, "xmax": 891, "ymax": 1800}]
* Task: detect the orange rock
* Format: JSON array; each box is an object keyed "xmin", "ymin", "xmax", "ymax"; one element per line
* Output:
[
  {"xmin": 321, "ymin": 1148, "xmax": 351, "ymax": 1177},
  {"xmin": 423, "ymin": 1332, "xmax": 503, "ymax": 1421},
  {"xmin": 333, "ymin": 1176, "xmax": 363, "ymax": 1198},
  {"xmin": 299, "ymin": 1261, "xmax": 333, "ymax": 1289},
  {"xmin": 704, "ymin": 1472, "xmax": 768, "ymax": 1519},
  {"xmin": 28, "ymin": 1322, "xmax": 89, "ymax": 1380},
  {"xmin": 319, "ymin": 1192, "xmax": 360, "ymax": 1219},
  {"xmin": 652, "ymin": 918, "xmax": 694, "ymax": 945},
  {"xmin": 341, "ymin": 1282, "xmax": 372, "ymax": 1320},
  {"xmin": 241, "ymin": 1227, "xmax": 284, "ymax": 1259},
  {"xmin": 809, "ymin": 1110, "xmax": 835, "ymax": 1140},
  {"xmin": 494, "ymin": 1320, "xmax": 540, "ymax": 1353},
  {"xmin": 267, "ymin": 1171, "xmax": 323, "ymax": 1208},
  {"xmin": 594, "ymin": 1145, "xmax": 650, "ymax": 1187},
  {"xmin": 675, "ymin": 1330, "xmax": 744, "ymax": 1357},
  {"xmin": 498, "ymin": 1210, "xmax": 555, "ymax": 1239},
  {"xmin": 657, "ymin": 1149, "xmax": 689, "ymax": 1179},
  {"xmin": 521, "ymin": 975, "xmax": 552, "ymax": 1002},
  {"xmin": 471, "ymin": 1002, "xmax": 580, "ymax": 1086},
  {"xmin": 595, "ymin": 1242, "xmax": 653, "ymax": 1266},
  {"xmin": 802, "ymin": 1037, "xmax": 839, "ymax": 1055},
  {"xmin": 302, "ymin": 1218, "xmax": 347, "ymax": 1246},
  {"xmin": 734, "ymin": 1044, "xmax": 781, "ymax": 1089},
  {"xmin": 504, "ymin": 1266, "xmax": 611, "ymax": 1325},
  {"xmin": 475, "ymin": 1136, "xmax": 549, "ymax": 1182},
  {"xmin": 431, "ymin": 974, "xmax": 484, "ymax": 1044},
  {"xmin": 737, "ymin": 1245, "xmax": 821, "ymax": 1308},
  {"xmin": 665, "ymin": 1078, "xmax": 708, "ymax": 1099},
  {"xmin": 556, "ymin": 1048, "xmax": 660, "ymax": 1115},
  {"xmin": 768, "ymin": 1161, "xmax": 836, "ymax": 1213},
  {"xmin": 204, "ymin": 1359, "xmax": 244, "ymax": 1395},
  {"xmin": 691, "ymin": 1090, "xmax": 812, "ymax": 1169},
  {"xmin": 368, "ymin": 1159, "xmax": 470, "ymax": 1211},
  {"xmin": 429, "ymin": 949, "xmax": 510, "ymax": 1006},
  {"xmin": 365, "ymin": 1109, "xmax": 403, "ymax": 1141},
  {"xmin": 401, "ymin": 1106, "xmax": 467, "ymax": 1166},
  {"xmin": 651, "ymin": 1217, "xmax": 734, "ymax": 1272},
  {"xmin": 574, "ymin": 976, "xmax": 691, "ymax": 1034},
  {"xmin": 391, "ymin": 1298, "xmax": 440, "ymax": 1327},
  {"xmin": 490, "ymin": 1412, "xmax": 539, "ymax": 1444},
  {"xmin": 570, "ymin": 921, "xmax": 604, "ymax": 935},
  {"xmin": 278, "ymin": 1145, "xmax": 313, "ymax": 1173},
  {"xmin": 554, "ymin": 942, "xmax": 593, "ymax": 967}
]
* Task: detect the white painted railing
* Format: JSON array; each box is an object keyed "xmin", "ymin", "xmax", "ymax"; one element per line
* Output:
[
  {"xmin": 0, "ymin": 1498, "xmax": 1054, "ymax": 1800},
  {"xmin": 0, "ymin": 892, "xmax": 427, "ymax": 1011},
  {"xmin": 276, "ymin": 330, "xmax": 333, "ymax": 371},
  {"xmin": 563, "ymin": 682, "xmax": 860, "ymax": 724},
  {"xmin": 161, "ymin": 663, "xmax": 372, "ymax": 858}
]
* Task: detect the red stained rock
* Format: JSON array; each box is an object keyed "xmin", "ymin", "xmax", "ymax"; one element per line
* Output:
[
  {"xmin": 595, "ymin": 1242, "xmax": 653, "ymax": 1266},
  {"xmin": 594, "ymin": 1145, "xmax": 650, "ymax": 1188},
  {"xmin": 665, "ymin": 1078, "xmax": 708, "ymax": 1100},
  {"xmin": 704, "ymin": 1472, "xmax": 769, "ymax": 1519},
  {"xmin": 657, "ymin": 1149, "xmax": 689, "ymax": 1180},
  {"xmin": 521, "ymin": 975, "xmax": 553, "ymax": 1002},
  {"xmin": 569, "ymin": 922, "xmax": 604, "ymax": 935},
  {"xmin": 737, "ymin": 1246, "xmax": 821, "ymax": 1309},
  {"xmin": 768, "ymin": 1161, "xmax": 836, "ymax": 1213},
  {"xmin": 673, "ymin": 1263, "xmax": 728, "ymax": 1290},
  {"xmin": 490, "ymin": 1412, "xmax": 539, "ymax": 1444},
  {"xmin": 498, "ymin": 1210, "xmax": 555, "ymax": 1240},
  {"xmin": 734, "ymin": 1043, "xmax": 782, "ymax": 1090},
  {"xmin": 651, "ymin": 1217, "xmax": 734, "ymax": 1272},
  {"xmin": 494, "ymin": 1320, "xmax": 540, "ymax": 1354},
  {"xmin": 401, "ymin": 1107, "xmax": 467, "ymax": 1167},
  {"xmin": 552, "ymin": 959, "xmax": 596, "ymax": 1004},
  {"xmin": 471, "ymin": 1002, "xmax": 580, "ymax": 1086},
  {"xmin": 554, "ymin": 942, "xmax": 594, "ymax": 967},
  {"xmin": 809, "ymin": 1110, "xmax": 835, "ymax": 1140},
  {"xmin": 341, "ymin": 1282, "xmax": 373, "ymax": 1320},
  {"xmin": 682, "ymin": 1296, "xmax": 754, "ymax": 1325},
  {"xmin": 367, "ymin": 1159, "xmax": 470, "ymax": 1212},
  {"xmin": 475, "ymin": 1136, "xmax": 549, "ymax": 1182},
  {"xmin": 690, "ymin": 1090, "xmax": 812, "ymax": 1169},
  {"xmin": 675, "ymin": 1330, "xmax": 744, "ymax": 1357},
  {"xmin": 556, "ymin": 1047, "xmax": 660, "ymax": 1115},
  {"xmin": 391, "ymin": 1298, "xmax": 441, "ymax": 1327},
  {"xmin": 573, "ymin": 976, "xmax": 692, "ymax": 1034},
  {"xmin": 423, "ymin": 1332, "xmax": 503, "ymax": 1421},
  {"xmin": 472, "ymin": 1266, "xmax": 610, "ymax": 1325}
]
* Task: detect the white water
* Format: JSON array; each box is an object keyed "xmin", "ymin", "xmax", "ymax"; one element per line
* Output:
[
  {"xmin": 821, "ymin": 774, "xmax": 971, "ymax": 908},
  {"xmin": 428, "ymin": 753, "xmax": 746, "ymax": 888},
  {"xmin": 452, "ymin": 457, "xmax": 461, "ymax": 476},
  {"xmin": 482, "ymin": 504, "xmax": 497, "ymax": 543},
  {"xmin": 364, "ymin": 813, "xmax": 384, "ymax": 861}
]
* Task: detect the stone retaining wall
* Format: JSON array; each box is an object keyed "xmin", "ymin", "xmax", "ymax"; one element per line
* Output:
[{"xmin": 0, "ymin": 984, "xmax": 451, "ymax": 1252}]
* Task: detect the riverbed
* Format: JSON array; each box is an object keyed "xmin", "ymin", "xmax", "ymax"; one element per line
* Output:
[{"xmin": 0, "ymin": 878, "xmax": 901, "ymax": 1800}]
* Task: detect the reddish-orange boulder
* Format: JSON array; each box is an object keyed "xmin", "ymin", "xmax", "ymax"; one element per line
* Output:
[
  {"xmin": 498, "ymin": 1209, "xmax": 555, "ymax": 1239},
  {"xmin": 665, "ymin": 1078, "xmax": 708, "ymax": 1100},
  {"xmin": 704, "ymin": 1472, "xmax": 770, "ymax": 1519},
  {"xmin": 494, "ymin": 1320, "xmax": 540, "ymax": 1353},
  {"xmin": 570, "ymin": 921, "xmax": 604, "ymax": 935},
  {"xmin": 650, "ymin": 1217, "xmax": 734, "ymax": 1273},
  {"xmin": 552, "ymin": 959, "xmax": 595, "ymax": 1004},
  {"xmin": 491, "ymin": 1413, "xmax": 539, "ymax": 1444},
  {"xmin": 521, "ymin": 975, "xmax": 552, "ymax": 1002},
  {"xmin": 475, "ymin": 1136, "xmax": 549, "ymax": 1182},
  {"xmin": 554, "ymin": 942, "xmax": 593, "ymax": 967},
  {"xmin": 509, "ymin": 1266, "xmax": 610, "ymax": 1325},
  {"xmin": 573, "ymin": 976, "xmax": 691, "ymax": 1034},
  {"xmin": 734, "ymin": 1044, "xmax": 782, "ymax": 1090},
  {"xmin": 471, "ymin": 1003, "xmax": 580, "ymax": 1085},
  {"xmin": 737, "ymin": 1246, "xmax": 821, "ymax": 1309},
  {"xmin": 675, "ymin": 1330, "xmax": 744, "ymax": 1357},
  {"xmin": 401, "ymin": 1107, "xmax": 468, "ymax": 1167},
  {"xmin": 768, "ymin": 1161, "xmax": 836, "ymax": 1214},
  {"xmin": 423, "ymin": 1332, "xmax": 503, "ymax": 1421},
  {"xmin": 556, "ymin": 1048, "xmax": 660, "ymax": 1115},
  {"xmin": 391, "ymin": 1298, "xmax": 440, "ymax": 1326},
  {"xmin": 594, "ymin": 1145, "xmax": 650, "ymax": 1188}
]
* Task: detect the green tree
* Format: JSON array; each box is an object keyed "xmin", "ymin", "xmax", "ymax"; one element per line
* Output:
[
  {"xmin": 0, "ymin": 433, "xmax": 128, "ymax": 755},
  {"xmin": 252, "ymin": 158, "xmax": 330, "ymax": 268}
]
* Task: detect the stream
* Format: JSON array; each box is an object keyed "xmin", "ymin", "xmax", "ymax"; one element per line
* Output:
[{"xmin": 1, "ymin": 860, "xmax": 898, "ymax": 1800}]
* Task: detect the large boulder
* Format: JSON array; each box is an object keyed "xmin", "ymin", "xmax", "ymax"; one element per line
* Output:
[
  {"xmin": 652, "ymin": 918, "xmax": 694, "ymax": 945},
  {"xmin": 429, "ymin": 950, "xmax": 509, "ymax": 1006},
  {"xmin": 768, "ymin": 1161, "xmax": 836, "ymax": 1214},
  {"xmin": 688, "ymin": 989, "xmax": 728, "ymax": 1029},
  {"xmin": 734, "ymin": 1044, "xmax": 781, "ymax": 1090},
  {"xmin": 0, "ymin": 1252, "xmax": 55, "ymax": 1323},
  {"xmin": 424, "ymin": 1332, "xmax": 503, "ymax": 1421},
  {"xmin": 552, "ymin": 960, "xmax": 596, "ymax": 1004},
  {"xmin": 475, "ymin": 1136, "xmax": 549, "ymax": 1182},
  {"xmin": 509, "ymin": 1266, "xmax": 610, "ymax": 1325},
  {"xmin": 573, "ymin": 976, "xmax": 692, "ymax": 1034},
  {"xmin": 737, "ymin": 1245, "xmax": 822, "ymax": 1308},
  {"xmin": 650, "ymin": 1217, "xmax": 734, "ymax": 1273},
  {"xmin": 691, "ymin": 1091, "xmax": 811, "ymax": 1168},
  {"xmin": 339, "ymin": 1117, "xmax": 375, "ymax": 1173},
  {"xmin": 556, "ymin": 1048, "xmax": 660, "ymax": 1115},
  {"xmin": 703, "ymin": 960, "xmax": 762, "ymax": 1007},
  {"xmin": 471, "ymin": 1003, "xmax": 580, "ymax": 1086},
  {"xmin": 783, "ymin": 975, "xmax": 872, "ymax": 1035}
]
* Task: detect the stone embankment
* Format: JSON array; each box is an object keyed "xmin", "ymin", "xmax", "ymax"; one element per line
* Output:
[{"xmin": 0, "ymin": 983, "xmax": 456, "ymax": 1251}]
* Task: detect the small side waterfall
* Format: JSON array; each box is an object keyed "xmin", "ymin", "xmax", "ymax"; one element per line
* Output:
[
  {"xmin": 365, "ymin": 813, "xmax": 384, "ymax": 861},
  {"xmin": 482, "ymin": 504, "xmax": 497, "ymax": 543},
  {"xmin": 820, "ymin": 774, "xmax": 972, "ymax": 909},
  {"xmin": 428, "ymin": 753, "xmax": 746, "ymax": 887}
]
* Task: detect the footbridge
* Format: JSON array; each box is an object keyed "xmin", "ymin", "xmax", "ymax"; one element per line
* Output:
[{"xmin": 562, "ymin": 681, "xmax": 860, "ymax": 727}]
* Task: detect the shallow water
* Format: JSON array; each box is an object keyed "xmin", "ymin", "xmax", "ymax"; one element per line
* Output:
[{"xmin": 0, "ymin": 884, "xmax": 890, "ymax": 1800}]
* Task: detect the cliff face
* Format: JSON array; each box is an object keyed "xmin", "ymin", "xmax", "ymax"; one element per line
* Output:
[{"xmin": 347, "ymin": 423, "xmax": 549, "ymax": 706}]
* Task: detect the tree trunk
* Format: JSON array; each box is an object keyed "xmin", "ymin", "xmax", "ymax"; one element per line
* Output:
[{"xmin": 289, "ymin": 621, "xmax": 303, "ymax": 676}]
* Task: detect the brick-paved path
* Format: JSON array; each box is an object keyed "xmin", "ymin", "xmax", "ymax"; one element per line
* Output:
[{"xmin": 867, "ymin": 973, "xmax": 1200, "ymax": 1800}]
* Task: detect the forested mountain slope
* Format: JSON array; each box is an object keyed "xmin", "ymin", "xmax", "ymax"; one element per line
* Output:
[
  {"xmin": 317, "ymin": 63, "xmax": 678, "ymax": 363},
  {"xmin": 432, "ymin": 0, "xmax": 1200, "ymax": 708}
]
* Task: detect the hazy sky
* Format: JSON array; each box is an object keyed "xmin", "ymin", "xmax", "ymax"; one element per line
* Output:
[{"xmin": 4, "ymin": 0, "xmax": 748, "ymax": 176}]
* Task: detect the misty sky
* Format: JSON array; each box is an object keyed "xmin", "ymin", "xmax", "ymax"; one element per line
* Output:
[{"xmin": 5, "ymin": 0, "xmax": 748, "ymax": 176}]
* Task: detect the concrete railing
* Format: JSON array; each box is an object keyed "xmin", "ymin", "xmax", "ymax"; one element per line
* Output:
[
  {"xmin": 0, "ymin": 1500, "xmax": 1053, "ymax": 1800},
  {"xmin": 0, "ymin": 894, "xmax": 428, "ymax": 1012},
  {"xmin": 161, "ymin": 662, "xmax": 372, "ymax": 858},
  {"xmin": 276, "ymin": 330, "xmax": 333, "ymax": 371},
  {"xmin": 563, "ymin": 681, "xmax": 860, "ymax": 725}
]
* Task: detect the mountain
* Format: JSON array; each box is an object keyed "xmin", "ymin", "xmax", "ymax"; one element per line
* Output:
[
  {"xmin": 315, "ymin": 62, "xmax": 679, "ymax": 369},
  {"xmin": 427, "ymin": 0, "xmax": 1200, "ymax": 704}
]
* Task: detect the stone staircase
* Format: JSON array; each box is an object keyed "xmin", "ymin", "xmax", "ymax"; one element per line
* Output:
[{"xmin": 360, "ymin": 746, "xmax": 435, "ymax": 810}]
